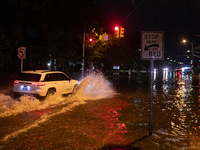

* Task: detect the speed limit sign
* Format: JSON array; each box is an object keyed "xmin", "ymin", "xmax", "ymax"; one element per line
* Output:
[{"xmin": 18, "ymin": 47, "xmax": 26, "ymax": 59}]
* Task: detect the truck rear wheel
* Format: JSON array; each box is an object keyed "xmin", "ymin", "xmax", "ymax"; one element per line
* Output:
[{"xmin": 46, "ymin": 89, "xmax": 56, "ymax": 98}]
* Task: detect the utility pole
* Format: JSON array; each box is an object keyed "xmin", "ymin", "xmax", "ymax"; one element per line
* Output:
[
  {"xmin": 182, "ymin": 39, "xmax": 194, "ymax": 75},
  {"xmin": 191, "ymin": 42, "xmax": 194, "ymax": 75},
  {"xmin": 82, "ymin": 32, "xmax": 85, "ymax": 77}
]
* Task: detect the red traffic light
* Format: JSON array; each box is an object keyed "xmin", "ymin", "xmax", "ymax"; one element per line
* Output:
[
  {"xmin": 114, "ymin": 26, "xmax": 119, "ymax": 31},
  {"xmin": 89, "ymin": 38, "xmax": 93, "ymax": 42},
  {"xmin": 114, "ymin": 26, "xmax": 119, "ymax": 38}
]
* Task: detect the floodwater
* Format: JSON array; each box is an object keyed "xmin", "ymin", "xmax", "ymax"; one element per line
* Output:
[{"xmin": 0, "ymin": 71, "xmax": 200, "ymax": 149}]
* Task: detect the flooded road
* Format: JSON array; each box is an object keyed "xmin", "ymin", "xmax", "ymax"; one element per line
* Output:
[{"xmin": 0, "ymin": 71, "xmax": 200, "ymax": 149}]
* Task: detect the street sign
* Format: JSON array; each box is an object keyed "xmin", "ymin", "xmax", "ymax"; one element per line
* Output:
[
  {"xmin": 141, "ymin": 31, "xmax": 164, "ymax": 60},
  {"xmin": 18, "ymin": 47, "xmax": 26, "ymax": 72},
  {"xmin": 18, "ymin": 47, "xmax": 26, "ymax": 59}
]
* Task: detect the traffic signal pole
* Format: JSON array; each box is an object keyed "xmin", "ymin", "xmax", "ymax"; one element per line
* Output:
[{"xmin": 82, "ymin": 32, "xmax": 85, "ymax": 77}]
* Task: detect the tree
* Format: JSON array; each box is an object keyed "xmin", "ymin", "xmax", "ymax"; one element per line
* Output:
[{"xmin": 86, "ymin": 29, "xmax": 113, "ymax": 60}]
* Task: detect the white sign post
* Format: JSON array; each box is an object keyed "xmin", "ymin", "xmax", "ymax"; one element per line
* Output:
[
  {"xmin": 18, "ymin": 47, "xmax": 26, "ymax": 72},
  {"xmin": 141, "ymin": 31, "xmax": 164, "ymax": 135}
]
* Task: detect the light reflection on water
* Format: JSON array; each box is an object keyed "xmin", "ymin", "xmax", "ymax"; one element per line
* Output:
[
  {"xmin": 152, "ymin": 69, "xmax": 200, "ymax": 149},
  {"xmin": 110, "ymin": 70, "xmax": 200, "ymax": 149}
]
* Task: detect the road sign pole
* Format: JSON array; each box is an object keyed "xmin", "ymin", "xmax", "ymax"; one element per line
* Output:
[
  {"xmin": 140, "ymin": 31, "xmax": 164, "ymax": 135},
  {"xmin": 149, "ymin": 59, "xmax": 154, "ymax": 135},
  {"xmin": 21, "ymin": 58, "xmax": 23, "ymax": 72}
]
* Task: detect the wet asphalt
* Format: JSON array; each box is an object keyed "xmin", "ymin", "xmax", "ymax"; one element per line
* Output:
[{"xmin": 0, "ymin": 71, "xmax": 200, "ymax": 149}]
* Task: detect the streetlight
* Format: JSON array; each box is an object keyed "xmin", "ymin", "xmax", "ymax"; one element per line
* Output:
[
  {"xmin": 182, "ymin": 39, "xmax": 194, "ymax": 74},
  {"xmin": 182, "ymin": 39, "xmax": 187, "ymax": 43}
]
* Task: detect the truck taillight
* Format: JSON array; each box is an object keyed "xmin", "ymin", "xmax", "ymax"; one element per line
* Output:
[
  {"xmin": 37, "ymin": 83, "xmax": 45, "ymax": 86},
  {"xmin": 31, "ymin": 82, "xmax": 45, "ymax": 86}
]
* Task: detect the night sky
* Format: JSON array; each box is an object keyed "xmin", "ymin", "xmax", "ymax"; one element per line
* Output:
[
  {"xmin": 94, "ymin": 0, "xmax": 200, "ymax": 64},
  {"xmin": 2, "ymin": 0, "xmax": 200, "ymax": 70}
]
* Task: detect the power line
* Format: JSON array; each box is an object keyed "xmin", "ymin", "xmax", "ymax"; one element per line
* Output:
[{"xmin": 125, "ymin": 0, "xmax": 146, "ymax": 20}]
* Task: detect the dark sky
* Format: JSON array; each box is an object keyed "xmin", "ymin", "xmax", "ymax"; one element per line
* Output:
[{"xmin": 94, "ymin": 0, "xmax": 200, "ymax": 64}]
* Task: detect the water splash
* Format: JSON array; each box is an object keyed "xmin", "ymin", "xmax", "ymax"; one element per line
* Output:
[
  {"xmin": 74, "ymin": 73, "xmax": 115, "ymax": 101},
  {"xmin": 0, "ymin": 73, "xmax": 115, "ymax": 117}
]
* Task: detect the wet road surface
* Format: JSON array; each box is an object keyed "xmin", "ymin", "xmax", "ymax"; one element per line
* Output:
[{"xmin": 0, "ymin": 71, "xmax": 200, "ymax": 149}]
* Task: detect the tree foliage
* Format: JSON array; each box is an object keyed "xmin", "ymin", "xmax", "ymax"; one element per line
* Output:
[{"xmin": 86, "ymin": 29, "xmax": 114, "ymax": 61}]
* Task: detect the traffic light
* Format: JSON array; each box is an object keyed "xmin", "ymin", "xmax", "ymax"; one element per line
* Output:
[
  {"xmin": 114, "ymin": 26, "xmax": 119, "ymax": 31},
  {"xmin": 114, "ymin": 26, "xmax": 119, "ymax": 38},
  {"xmin": 120, "ymin": 26, "xmax": 124, "ymax": 38},
  {"xmin": 88, "ymin": 37, "xmax": 95, "ymax": 47},
  {"xmin": 88, "ymin": 38, "xmax": 93, "ymax": 42},
  {"xmin": 114, "ymin": 26, "xmax": 124, "ymax": 38}
]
